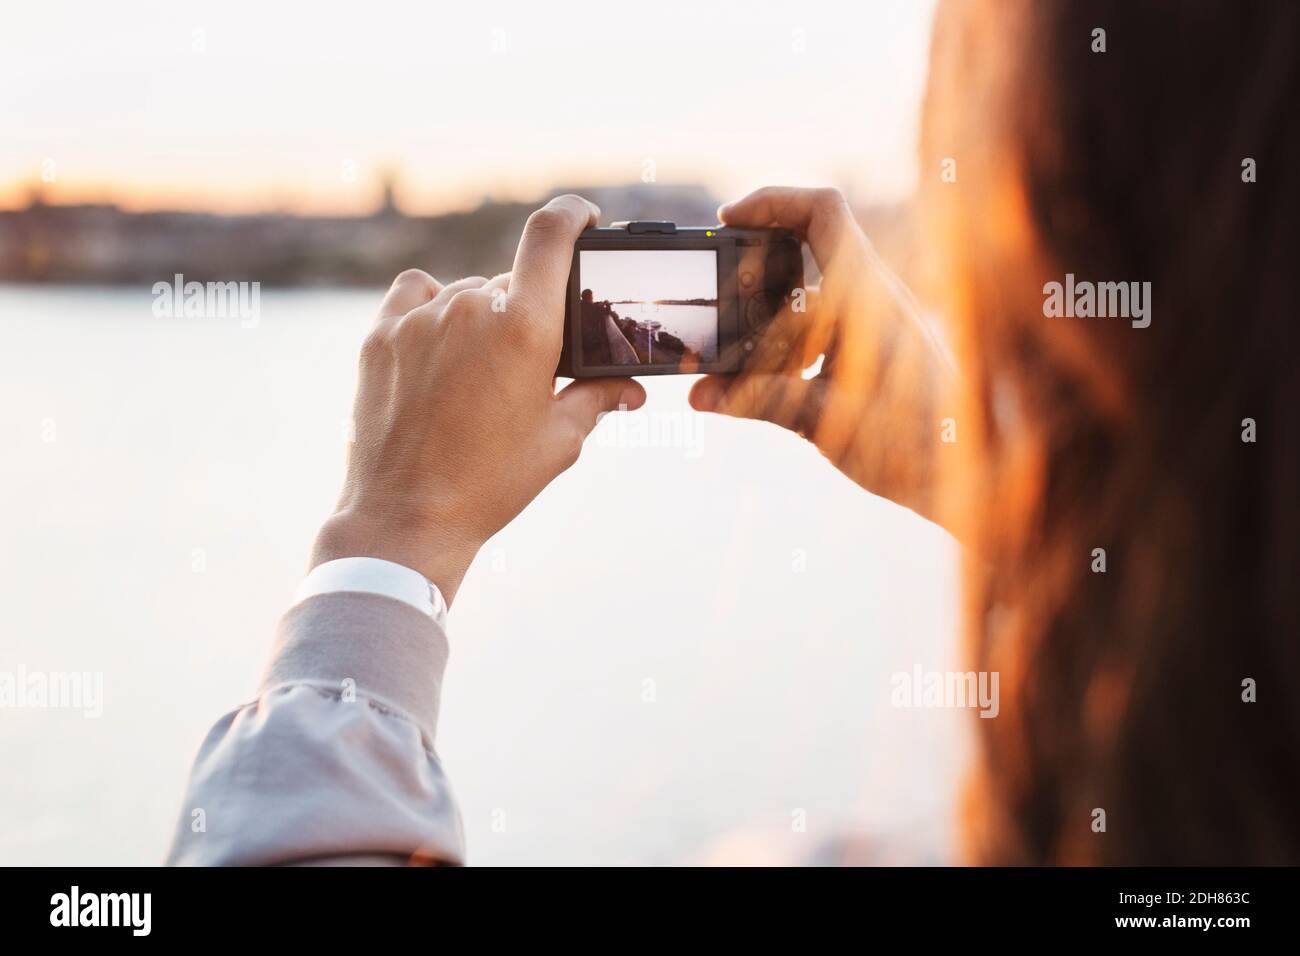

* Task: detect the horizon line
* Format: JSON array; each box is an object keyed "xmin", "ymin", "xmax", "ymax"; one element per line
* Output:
[{"xmin": 0, "ymin": 178, "xmax": 724, "ymax": 220}]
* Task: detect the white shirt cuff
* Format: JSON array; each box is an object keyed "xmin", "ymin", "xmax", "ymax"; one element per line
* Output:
[{"xmin": 294, "ymin": 557, "xmax": 447, "ymax": 626}]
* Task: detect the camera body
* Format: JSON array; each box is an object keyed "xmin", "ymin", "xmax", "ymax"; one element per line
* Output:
[{"xmin": 557, "ymin": 221, "xmax": 803, "ymax": 378}]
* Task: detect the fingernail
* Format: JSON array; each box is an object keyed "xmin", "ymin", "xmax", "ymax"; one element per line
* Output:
[{"xmin": 618, "ymin": 386, "xmax": 641, "ymax": 409}]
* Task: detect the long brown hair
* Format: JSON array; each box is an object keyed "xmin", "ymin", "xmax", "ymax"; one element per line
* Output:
[{"xmin": 921, "ymin": 0, "xmax": 1300, "ymax": 863}]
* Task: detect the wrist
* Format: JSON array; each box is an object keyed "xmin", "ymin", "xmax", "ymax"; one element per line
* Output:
[{"xmin": 310, "ymin": 506, "xmax": 482, "ymax": 606}]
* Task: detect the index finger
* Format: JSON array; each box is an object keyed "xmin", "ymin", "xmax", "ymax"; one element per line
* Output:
[
  {"xmin": 718, "ymin": 186, "xmax": 868, "ymax": 274},
  {"xmin": 509, "ymin": 194, "xmax": 599, "ymax": 315}
]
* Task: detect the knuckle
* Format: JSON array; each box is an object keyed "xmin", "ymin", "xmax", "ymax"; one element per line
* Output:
[
  {"xmin": 560, "ymin": 427, "xmax": 586, "ymax": 468},
  {"xmin": 393, "ymin": 268, "xmax": 436, "ymax": 293},
  {"xmin": 525, "ymin": 206, "xmax": 572, "ymax": 238},
  {"xmin": 360, "ymin": 326, "xmax": 395, "ymax": 363},
  {"xmin": 812, "ymin": 187, "xmax": 848, "ymax": 214},
  {"xmin": 392, "ymin": 309, "xmax": 432, "ymax": 346},
  {"xmin": 550, "ymin": 193, "xmax": 590, "ymax": 214},
  {"xmin": 443, "ymin": 286, "xmax": 490, "ymax": 320}
]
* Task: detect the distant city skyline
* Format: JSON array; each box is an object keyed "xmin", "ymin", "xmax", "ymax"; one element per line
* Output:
[
  {"xmin": 0, "ymin": 181, "xmax": 739, "ymax": 286},
  {"xmin": 0, "ymin": 0, "xmax": 937, "ymax": 215}
]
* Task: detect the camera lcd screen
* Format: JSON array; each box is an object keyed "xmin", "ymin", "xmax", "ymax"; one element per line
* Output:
[{"xmin": 577, "ymin": 249, "xmax": 719, "ymax": 368}]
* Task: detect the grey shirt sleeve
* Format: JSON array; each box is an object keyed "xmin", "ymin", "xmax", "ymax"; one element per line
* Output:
[{"xmin": 165, "ymin": 592, "xmax": 465, "ymax": 866}]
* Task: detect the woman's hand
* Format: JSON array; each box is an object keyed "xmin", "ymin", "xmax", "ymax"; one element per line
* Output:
[
  {"xmin": 312, "ymin": 195, "xmax": 646, "ymax": 603},
  {"xmin": 689, "ymin": 186, "xmax": 954, "ymax": 525}
]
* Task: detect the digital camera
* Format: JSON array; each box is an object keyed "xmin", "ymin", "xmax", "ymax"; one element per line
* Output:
[{"xmin": 557, "ymin": 221, "xmax": 803, "ymax": 377}]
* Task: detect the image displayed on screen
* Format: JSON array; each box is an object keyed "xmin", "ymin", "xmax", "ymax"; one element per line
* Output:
[{"xmin": 578, "ymin": 249, "xmax": 719, "ymax": 367}]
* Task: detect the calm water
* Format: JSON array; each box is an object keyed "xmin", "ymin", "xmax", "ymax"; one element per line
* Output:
[
  {"xmin": 0, "ymin": 284, "xmax": 962, "ymax": 865},
  {"xmin": 613, "ymin": 302, "xmax": 718, "ymax": 360}
]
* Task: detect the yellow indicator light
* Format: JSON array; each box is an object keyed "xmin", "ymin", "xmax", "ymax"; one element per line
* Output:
[{"xmin": 706, "ymin": 230, "xmax": 714, "ymax": 237}]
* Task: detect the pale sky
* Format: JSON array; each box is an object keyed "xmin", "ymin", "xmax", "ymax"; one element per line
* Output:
[
  {"xmin": 581, "ymin": 250, "xmax": 717, "ymax": 302},
  {"xmin": 1, "ymin": 0, "xmax": 938, "ymax": 214}
]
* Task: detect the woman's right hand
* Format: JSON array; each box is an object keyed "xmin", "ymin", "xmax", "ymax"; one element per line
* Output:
[{"xmin": 689, "ymin": 186, "xmax": 954, "ymax": 525}]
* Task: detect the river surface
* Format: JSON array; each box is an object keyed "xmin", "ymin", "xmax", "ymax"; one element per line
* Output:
[{"xmin": 0, "ymin": 284, "xmax": 963, "ymax": 864}]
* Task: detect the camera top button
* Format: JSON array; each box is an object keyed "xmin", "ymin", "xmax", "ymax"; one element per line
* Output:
[
  {"xmin": 740, "ymin": 270, "xmax": 755, "ymax": 289},
  {"xmin": 626, "ymin": 221, "xmax": 677, "ymax": 234}
]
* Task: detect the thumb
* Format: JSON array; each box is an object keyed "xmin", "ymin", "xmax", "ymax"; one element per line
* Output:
[
  {"xmin": 555, "ymin": 377, "xmax": 647, "ymax": 436},
  {"xmin": 689, "ymin": 373, "xmax": 826, "ymax": 438}
]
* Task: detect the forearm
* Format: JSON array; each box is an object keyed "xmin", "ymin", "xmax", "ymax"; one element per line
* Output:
[{"xmin": 166, "ymin": 590, "xmax": 464, "ymax": 866}]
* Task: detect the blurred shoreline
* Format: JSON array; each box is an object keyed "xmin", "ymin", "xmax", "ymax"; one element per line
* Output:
[
  {"xmin": 0, "ymin": 179, "xmax": 917, "ymax": 289},
  {"xmin": 0, "ymin": 181, "xmax": 716, "ymax": 288}
]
